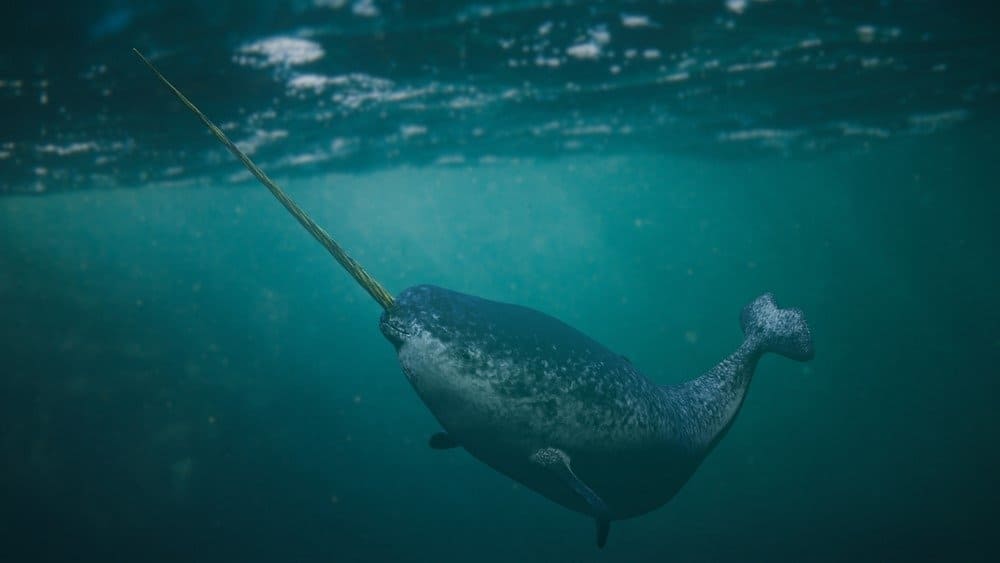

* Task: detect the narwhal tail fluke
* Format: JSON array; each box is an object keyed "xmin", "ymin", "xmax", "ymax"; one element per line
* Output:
[
  {"xmin": 132, "ymin": 48, "xmax": 394, "ymax": 311},
  {"xmin": 740, "ymin": 293, "xmax": 814, "ymax": 361}
]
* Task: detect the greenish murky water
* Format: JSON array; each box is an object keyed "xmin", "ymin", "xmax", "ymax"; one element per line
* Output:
[{"xmin": 1, "ymin": 1, "xmax": 997, "ymax": 561}]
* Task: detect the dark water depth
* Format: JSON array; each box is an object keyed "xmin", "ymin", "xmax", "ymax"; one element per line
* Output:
[{"xmin": 1, "ymin": 1, "xmax": 998, "ymax": 562}]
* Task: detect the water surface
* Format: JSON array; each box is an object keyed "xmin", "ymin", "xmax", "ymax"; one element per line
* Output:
[{"xmin": 1, "ymin": 1, "xmax": 997, "ymax": 562}]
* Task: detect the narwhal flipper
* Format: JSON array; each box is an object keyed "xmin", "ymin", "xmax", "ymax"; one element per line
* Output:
[
  {"xmin": 530, "ymin": 447, "xmax": 611, "ymax": 548},
  {"xmin": 429, "ymin": 432, "xmax": 459, "ymax": 449}
]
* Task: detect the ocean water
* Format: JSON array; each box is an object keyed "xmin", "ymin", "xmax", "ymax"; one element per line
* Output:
[{"xmin": 1, "ymin": 1, "xmax": 997, "ymax": 562}]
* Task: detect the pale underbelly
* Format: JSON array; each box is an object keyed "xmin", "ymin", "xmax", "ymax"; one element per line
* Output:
[{"xmin": 417, "ymin": 383, "xmax": 701, "ymax": 520}]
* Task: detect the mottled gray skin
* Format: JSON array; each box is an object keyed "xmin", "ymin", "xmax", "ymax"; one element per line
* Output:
[{"xmin": 379, "ymin": 285, "xmax": 813, "ymax": 522}]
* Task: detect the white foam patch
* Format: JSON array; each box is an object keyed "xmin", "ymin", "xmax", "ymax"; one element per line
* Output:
[
  {"xmin": 621, "ymin": 13, "xmax": 657, "ymax": 28},
  {"xmin": 860, "ymin": 57, "xmax": 894, "ymax": 69},
  {"xmin": 400, "ymin": 124, "xmax": 427, "ymax": 138},
  {"xmin": 725, "ymin": 0, "xmax": 748, "ymax": 15},
  {"xmin": 330, "ymin": 137, "xmax": 359, "ymax": 156},
  {"xmin": 856, "ymin": 25, "xmax": 877, "ymax": 43},
  {"xmin": 566, "ymin": 25, "xmax": 611, "ymax": 60},
  {"xmin": 448, "ymin": 94, "xmax": 490, "ymax": 109},
  {"xmin": 719, "ymin": 128, "xmax": 802, "ymax": 148},
  {"xmin": 589, "ymin": 26, "xmax": 611, "ymax": 45},
  {"xmin": 727, "ymin": 59, "xmax": 776, "ymax": 73},
  {"xmin": 718, "ymin": 128, "xmax": 801, "ymax": 142},
  {"xmin": 563, "ymin": 124, "xmax": 613, "ymax": 136},
  {"xmin": 657, "ymin": 71, "xmax": 689, "ymax": 83},
  {"xmin": 36, "ymin": 142, "xmax": 99, "ymax": 156},
  {"xmin": 567, "ymin": 42, "xmax": 601, "ymax": 60},
  {"xmin": 235, "ymin": 129, "xmax": 288, "ymax": 155},
  {"xmin": 434, "ymin": 154, "xmax": 466, "ymax": 166},
  {"xmin": 351, "ymin": 0, "xmax": 379, "ymax": 18},
  {"xmin": 907, "ymin": 109, "xmax": 969, "ymax": 133},
  {"xmin": 287, "ymin": 73, "xmax": 335, "ymax": 93},
  {"xmin": 282, "ymin": 151, "xmax": 330, "ymax": 166},
  {"xmin": 302, "ymin": 74, "xmax": 444, "ymax": 110},
  {"xmin": 839, "ymin": 123, "xmax": 890, "ymax": 138},
  {"xmin": 235, "ymin": 36, "xmax": 325, "ymax": 69}
]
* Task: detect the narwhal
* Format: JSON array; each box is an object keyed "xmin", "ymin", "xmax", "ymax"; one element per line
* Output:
[{"xmin": 134, "ymin": 49, "xmax": 814, "ymax": 548}]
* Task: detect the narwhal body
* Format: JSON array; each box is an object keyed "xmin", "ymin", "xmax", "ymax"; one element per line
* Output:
[
  {"xmin": 381, "ymin": 285, "xmax": 812, "ymax": 545},
  {"xmin": 135, "ymin": 50, "xmax": 815, "ymax": 549}
]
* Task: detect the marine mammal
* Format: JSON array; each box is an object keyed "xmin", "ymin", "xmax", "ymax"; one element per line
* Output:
[
  {"xmin": 135, "ymin": 50, "xmax": 814, "ymax": 548},
  {"xmin": 380, "ymin": 285, "xmax": 812, "ymax": 546}
]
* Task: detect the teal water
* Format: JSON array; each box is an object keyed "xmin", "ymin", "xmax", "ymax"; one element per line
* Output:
[
  {"xmin": 2, "ymin": 1, "xmax": 999, "ymax": 562},
  {"xmin": 3, "ymin": 130, "xmax": 997, "ymax": 561}
]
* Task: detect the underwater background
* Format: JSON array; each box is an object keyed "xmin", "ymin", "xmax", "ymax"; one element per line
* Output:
[{"xmin": 1, "ymin": 1, "xmax": 997, "ymax": 561}]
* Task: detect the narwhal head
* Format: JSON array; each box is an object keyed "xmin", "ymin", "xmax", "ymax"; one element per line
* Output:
[
  {"xmin": 380, "ymin": 285, "xmax": 444, "ymax": 348},
  {"xmin": 378, "ymin": 285, "xmax": 494, "ymax": 402},
  {"xmin": 379, "ymin": 284, "xmax": 488, "ymax": 348}
]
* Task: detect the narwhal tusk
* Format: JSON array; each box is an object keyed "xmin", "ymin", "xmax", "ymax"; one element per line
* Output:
[{"xmin": 133, "ymin": 48, "xmax": 394, "ymax": 311}]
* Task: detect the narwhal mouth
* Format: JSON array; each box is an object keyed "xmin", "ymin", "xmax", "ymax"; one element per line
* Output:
[{"xmin": 378, "ymin": 314, "xmax": 412, "ymax": 346}]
